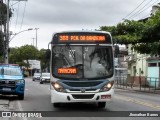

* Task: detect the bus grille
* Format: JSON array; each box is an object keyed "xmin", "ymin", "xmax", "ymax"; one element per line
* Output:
[
  {"xmin": 69, "ymin": 89, "xmax": 97, "ymax": 91},
  {"xmin": 63, "ymin": 81, "xmax": 103, "ymax": 87},
  {"xmin": 72, "ymin": 94, "xmax": 94, "ymax": 99}
]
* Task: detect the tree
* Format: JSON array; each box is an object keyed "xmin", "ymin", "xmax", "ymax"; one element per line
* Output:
[
  {"xmin": 9, "ymin": 45, "xmax": 39, "ymax": 66},
  {"xmin": 100, "ymin": 20, "xmax": 144, "ymax": 44},
  {"xmin": 100, "ymin": 10, "xmax": 160, "ymax": 55},
  {"xmin": 38, "ymin": 49, "xmax": 50, "ymax": 71},
  {"xmin": 0, "ymin": 2, "xmax": 12, "ymax": 25}
]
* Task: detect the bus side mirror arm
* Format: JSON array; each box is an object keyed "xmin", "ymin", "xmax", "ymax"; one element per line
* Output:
[
  {"xmin": 46, "ymin": 42, "xmax": 51, "ymax": 59},
  {"xmin": 48, "ymin": 42, "xmax": 51, "ymax": 49}
]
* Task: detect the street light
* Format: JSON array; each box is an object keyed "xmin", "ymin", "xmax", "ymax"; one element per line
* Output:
[
  {"xmin": 4, "ymin": 28, "xmax": 33, "ymax": 64},
  {"xmin": 9, "ymin": 28, "xmax": 33, "ymax": 42}
]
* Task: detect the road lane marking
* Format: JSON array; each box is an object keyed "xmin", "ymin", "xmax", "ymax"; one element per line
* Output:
[
  {"xmin": 17, "ymin": 101, "xmax": 28, "ymax": 120},
  {"xmin": 115, "ymin": 95, "xmax": 160, "ymax": 110}
]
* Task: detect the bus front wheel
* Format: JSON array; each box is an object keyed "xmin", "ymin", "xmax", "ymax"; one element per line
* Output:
[{"xmin": 98, "ymin": 102, "xmax": 106, "ymax": 108}]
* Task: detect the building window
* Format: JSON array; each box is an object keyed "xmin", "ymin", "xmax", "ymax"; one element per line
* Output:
[{"xmin": 148, "ymin": 63, "xmax": 157, "ymax": 67}]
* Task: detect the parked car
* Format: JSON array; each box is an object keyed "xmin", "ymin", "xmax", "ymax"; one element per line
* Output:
[
  {"xmin": 0, "ymin": 64, "xmax": 25, "ymax": 100},
  {"xmin": 40, "ymin": 73, "xmax": 50, "ymax": 84},
  {"xmin": 33, "ymin": 73, "xmax": 41, "ymax": 81}
]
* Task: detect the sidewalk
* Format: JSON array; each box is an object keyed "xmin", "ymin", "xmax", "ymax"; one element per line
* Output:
[{"xmin": 115, "ymin": 85, "xmax": 160, "ymax": 94}]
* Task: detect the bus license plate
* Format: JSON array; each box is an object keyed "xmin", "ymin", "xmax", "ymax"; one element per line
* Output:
[{"xmin": 2, "ymin": 88, "xmax": 11, "ymax": 91}]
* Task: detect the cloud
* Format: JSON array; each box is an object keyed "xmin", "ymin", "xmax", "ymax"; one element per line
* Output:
[
  {"xmin": 22, "ymin": 0, "xmax": 146, "ymax": 26},
  {"xmin": 9, "ymin": 0, "xmax": 153, "ymax": 49}
]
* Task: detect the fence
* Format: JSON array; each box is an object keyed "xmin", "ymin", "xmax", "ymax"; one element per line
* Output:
[{"xmin": 115, "ymin": 76, "xmax": 160, "ymax": 94}]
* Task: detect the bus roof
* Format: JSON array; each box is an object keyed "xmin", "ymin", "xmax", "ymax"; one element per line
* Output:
[{"xmin": 52, "ymin": 30, "xmax": 111, "ymax": 37}]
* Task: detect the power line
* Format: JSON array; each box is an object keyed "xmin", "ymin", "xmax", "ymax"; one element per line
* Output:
[
  {"xmin": 128, "ymin": 0, "xmax": 155, "ymax": 19},
  {"xmin": 14, "ymin": 1, "xmax": 20, "ymax": 32},
  {"xmin": 130, "ymin": 0, "xmax": 160, "ymax": 19},
  {"xmin": 20, "ymin": 1, "xmax": 27, "ymax": 30},
  {"xmin": 122, "ymin": 0, "xmax": 147, "ymax": 20}
]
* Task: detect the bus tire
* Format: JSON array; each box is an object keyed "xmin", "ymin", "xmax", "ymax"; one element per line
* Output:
[
  {"xmin": 98, "ymin": 102, "xmax": 106, "ymax": 108},
  {"xmin": 53, "ymin": 103, "xmax": 60, "ymax": 108}
]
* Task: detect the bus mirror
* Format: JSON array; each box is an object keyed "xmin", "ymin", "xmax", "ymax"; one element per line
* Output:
[{"xmin": 46, "ymin": 49, "xmax": 51, "ymax": 59}]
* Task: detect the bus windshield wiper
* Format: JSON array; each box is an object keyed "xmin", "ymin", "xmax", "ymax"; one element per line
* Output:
[
  {"xmin": 66, "ymin": 44, "xmax": 76, "ymax": 65},
  {"xmin": 89, "ymin": 44, "xmax": 99, "ymax": 68}
]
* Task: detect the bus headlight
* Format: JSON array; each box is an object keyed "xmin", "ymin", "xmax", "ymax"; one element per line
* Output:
[
  {"xmin": 51, "ymin": 82, "xmax": 66, "ymax": 92},
  {"xmin": 99, "ymin": 81, "xmax": 114, "ymax": 92}
]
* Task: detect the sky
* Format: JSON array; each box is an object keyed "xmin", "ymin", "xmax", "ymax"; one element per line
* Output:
[{"xmin": 7, "ymin": 0, "xmax": 159, "ymax": 49}]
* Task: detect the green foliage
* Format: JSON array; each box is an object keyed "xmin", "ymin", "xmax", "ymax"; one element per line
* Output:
[
  {"xmin": 140, "ymin": 11, "xmax": 160, "ymax": 43},
  {"xmin": 38, "ymin": 49, "xmax": 50, "ymax": 71},
  {"xmin": 19, "ymin": 45, "xmax": 39, "ymax": 60},
  {"xmin": 0, "ymin": 3, "xmax": 12, "ymax": 25},
  {"xmin": 9, "ymin": 45, "xmax": 50, "ymax": 71},
  {"xmin": 9, "ymin": 45, "xmax": 39, "ymax": 64},
  {"xmin": 133, "ymin": 42, "xmax": 160, "ymax": 55},
  {"xmin": 100, "ymin": 10, "xmax": 160, "ymax": 55},
  {"xmin": 100, "ymin": 20, "xmax": 145, "ymax": 44}
]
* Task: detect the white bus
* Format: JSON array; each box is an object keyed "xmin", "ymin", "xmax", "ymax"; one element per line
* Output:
[{"xmin": 49, "ymin": 31, "xmax": 115, "ymax": 108}]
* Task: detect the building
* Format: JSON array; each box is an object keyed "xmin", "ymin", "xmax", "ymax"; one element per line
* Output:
[
  {"xmin": 126, "ymin": 44, "xmax": 150, "ymax": 85},
  {"xmin": 23, "ymin": 60, "xmax": 41, "ymax": 76},
  {"xmin": 122, "ymin": 3, "xmax": 160, "ymax": 87},
  {"xmin": 151, "ymin": 3, "xmax": 160, "ymax": 15},
  {"xmin": 115, "ymin": 45, "xmax": 128, "ymax": 82}
]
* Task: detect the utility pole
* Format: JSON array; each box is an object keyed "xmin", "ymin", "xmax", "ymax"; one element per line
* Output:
[
  {"xmin": 5, "ymin": 0, "xmax": 10, "ymax": 63},
  {"xmin": 0, "ymin": 0, "xmax": 3, "ymax": 31},
  {"xmin": 32, "ymin": 38, "xmax": 35, "ymax": 46},
  {"xmin": 35, "ymin": 28, "xmax": 39, "ymax": 49},
  {"xmin": 5, "ymin": 0, "xmax": 28, "ymax": 63}
]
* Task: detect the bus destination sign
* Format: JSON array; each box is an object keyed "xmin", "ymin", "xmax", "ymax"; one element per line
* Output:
[
  {"xmin": 52, "ymin": 32, "xmax": 111, "ymax": 44},
  {"xmin": 59, "ymin": 35, "xmax": 105, "ymax": 42}
]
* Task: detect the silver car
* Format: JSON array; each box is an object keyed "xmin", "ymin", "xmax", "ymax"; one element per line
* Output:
[
  {"xmin": 40, "ymin": 73, "xmax": 50, "ymax": 84},
  {"xmin": 33, "ymin": 73, "xmax": 41, "ymax": 81}
]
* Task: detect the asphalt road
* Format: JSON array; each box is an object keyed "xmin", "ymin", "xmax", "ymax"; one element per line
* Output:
[{"xmin": 0, "ymin": 77, "xmax": 160, "ymax": 120}]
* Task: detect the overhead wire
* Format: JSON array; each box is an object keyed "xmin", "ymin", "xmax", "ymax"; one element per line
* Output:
[
  {"xmin": 14, "ymin": 1, "xmax": 20, "ymax": 32},
  {"xmin": 130, "ymin": 0, "xmax": 160, "ymax": 19},
  {"xmin": 118, "ymin": 0, "xmax": 147, "ymax": 23},
  {"xmin": 122, "ymin": 0, "xmax": 147, "ymax": 20},
  {"xmin": 127, "ymin": 0, "xmax": 155, "ymax": 19},
  {"xmin": 9, "ymin": 0, "xmax": 14, "ymax": 34},
  {"xmin": 20, "ymin": 1, "xmax": 27, "ymax": 31}
]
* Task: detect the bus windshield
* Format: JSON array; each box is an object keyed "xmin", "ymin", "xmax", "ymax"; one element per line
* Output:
[{"xmin": 52, "ymin": 45, "xmax": 113, "ymax": 80}]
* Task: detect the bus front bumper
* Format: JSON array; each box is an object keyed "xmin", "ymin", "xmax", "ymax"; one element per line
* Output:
[{"xmin": 51, "ymin": 88, "xmax": 114, "ymax": 103}]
